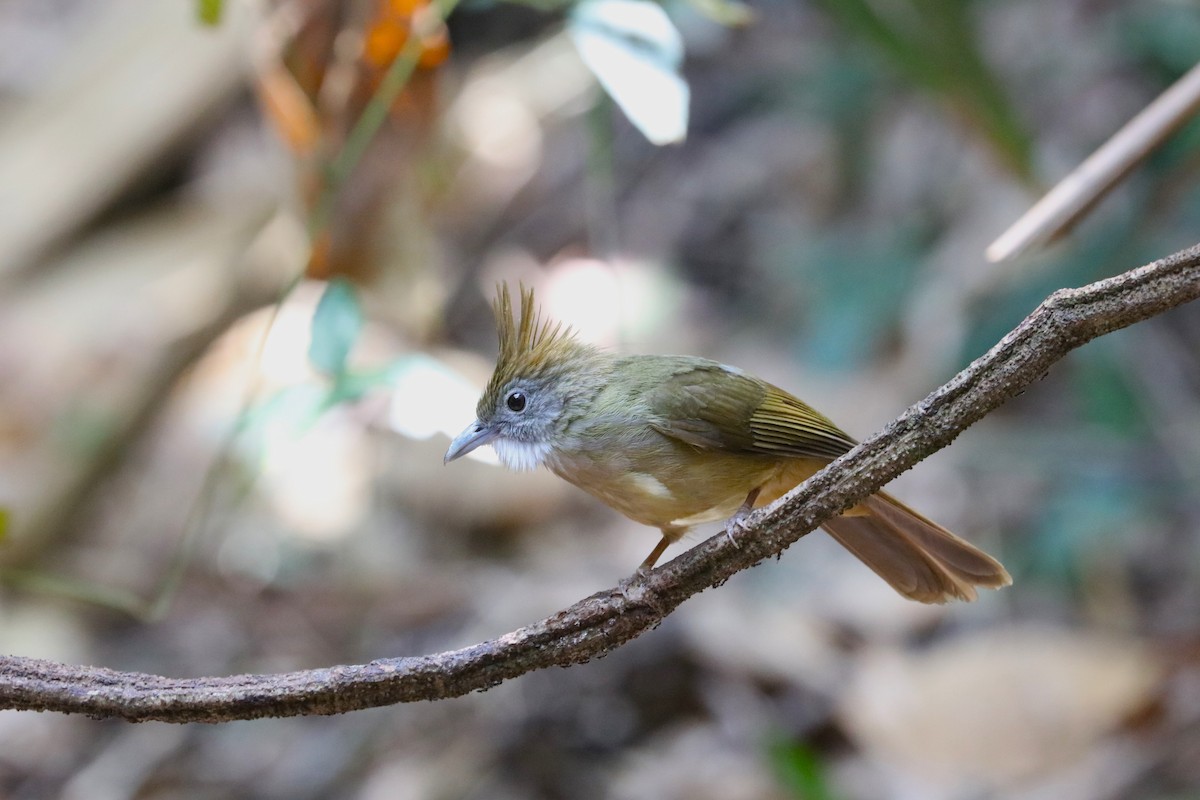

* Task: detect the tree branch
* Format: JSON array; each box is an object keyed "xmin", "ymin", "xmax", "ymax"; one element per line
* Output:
[{"xmin": 3, "ymin": 243, "xmax": 1200, "ymax": 722}]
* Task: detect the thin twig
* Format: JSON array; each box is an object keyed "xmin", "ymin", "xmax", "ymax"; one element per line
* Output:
[
  {"xmin": 2, "ymin": 243, "xmax": 1199, "ymax": 722},
  {"xmin": 987, "ymin": 62, "xmax": 1200, "ymax": 262}
]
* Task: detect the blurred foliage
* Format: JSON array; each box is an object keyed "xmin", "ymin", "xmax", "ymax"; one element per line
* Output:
[
  {"xmin": 1121, "ymin": 2, "xmax": 1200, "ymax": 74},
  {"xmin": 769, "ymin": 738, "xmax": 840, "ymax": 800},
  {"xmin": 309, "ymin": 278, "xmax": 365, "ymax": 378},
  {"xmin": 245, "ymin": 281, "xmax": 397, "ymax": 442},
  {"xmin": 1027, "ymin": 463, "xmax": 1149, "ymax": 589},
  {"xmin": 568, "ymin": 0, "xmax": 690, "ymax": 145},
  {"xmin": 786, "ymin": 225, "xmax": 926, "ymax": 371},
  {"xmin": 811, "ymin": 0, "xmax": 1033, "ymax": 180},
  {"xmin": 1, "ymin": 567, "xmax": 149, "ymax": 618},
  {"xmin": 682, "ymin": 0, "xmax": 754, "ymax": 28},
  {"xmin": 196, "ymin": 0, "xmax": 223, "ymax": 26},
  {"xmin": 1074, "ymin": 344, "xmax": 1147, "ymax": 437}
]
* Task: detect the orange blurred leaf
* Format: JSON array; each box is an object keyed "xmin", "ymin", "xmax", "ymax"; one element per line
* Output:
[
  {"xmin": 363, "ymin": 0, "xmax": 450, "ymax": 70},
  {"xmin": 256, "ymin": 63, "xmax": 322, "ymax": 156}
]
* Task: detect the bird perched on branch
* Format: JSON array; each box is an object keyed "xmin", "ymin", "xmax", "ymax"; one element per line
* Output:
[{"xmin": 445, "ymin": 284, "xmax": 1011, "ymax": 603}]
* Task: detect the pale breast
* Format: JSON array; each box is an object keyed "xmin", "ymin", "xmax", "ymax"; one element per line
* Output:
[{"xmin": 545, "ymin": 445, "xmax": 793, "ymax": 531}]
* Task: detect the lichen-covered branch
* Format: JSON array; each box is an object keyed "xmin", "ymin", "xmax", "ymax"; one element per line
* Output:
[{"xmin": 3, "ymin": 243, "xmax": 1199, "ymax": 722}]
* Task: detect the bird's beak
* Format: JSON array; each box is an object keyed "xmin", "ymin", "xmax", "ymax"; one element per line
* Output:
[{"xmin": 444, "ymin": 420, "xmax": 497, "ymax": 464}]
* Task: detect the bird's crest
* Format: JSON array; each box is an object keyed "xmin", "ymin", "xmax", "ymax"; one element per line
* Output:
[
  {"xmin": 494, "ymin": 283, "xmax": 571, "ymax": 369},
  {"xmin": 483, "ymin": 284, "xmax": 588, "ymax": 405}
]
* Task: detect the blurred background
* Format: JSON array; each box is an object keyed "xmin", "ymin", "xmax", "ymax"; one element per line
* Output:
[{"xmin": 1, "ymin": 0, "xmax": 1200, "ymax": 797}]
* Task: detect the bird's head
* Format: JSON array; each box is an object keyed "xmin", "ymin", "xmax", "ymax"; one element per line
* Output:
[{"xmin": 444, "ymin": 284, "xmax": 603, "ymax": 471}]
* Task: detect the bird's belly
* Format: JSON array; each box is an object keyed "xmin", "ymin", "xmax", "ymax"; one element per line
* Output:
[{"xmin": 547, "ymin": 449, "xmax": 831, "ymax": 530}]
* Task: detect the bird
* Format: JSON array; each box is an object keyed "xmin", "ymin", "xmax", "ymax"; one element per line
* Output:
[{"xmin": 444, "ymin": 284, "xmax": 1011, "ymax": 603}]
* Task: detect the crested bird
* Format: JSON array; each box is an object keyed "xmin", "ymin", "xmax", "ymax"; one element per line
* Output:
[{"xmin": 445, "ymin": 284, "xmax": 1011, "ymax": 603}]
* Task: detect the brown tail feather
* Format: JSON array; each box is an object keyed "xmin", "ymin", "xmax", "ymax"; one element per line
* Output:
[{"xmin": 821, "ymin": 493, "xmax": 1011, "ymax": 604}]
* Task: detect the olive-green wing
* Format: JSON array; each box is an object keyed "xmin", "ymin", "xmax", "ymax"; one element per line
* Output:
[{"xmin": 645, "ymin": 361, "xmax": 857, "ymax": 460}]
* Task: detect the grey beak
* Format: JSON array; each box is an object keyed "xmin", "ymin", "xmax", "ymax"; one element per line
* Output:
[{"xmin": 444, "ymin": 420, "xmax": 497, "ymax": 464}]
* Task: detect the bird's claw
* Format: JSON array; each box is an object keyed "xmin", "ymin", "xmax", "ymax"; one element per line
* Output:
[
  {"xmin": 724, "ymin": 488, "xmax": 761, "ymax": 548},
  {"xmin": 724, "ymin": 511, "xmax": 751, "ymax": 548}
]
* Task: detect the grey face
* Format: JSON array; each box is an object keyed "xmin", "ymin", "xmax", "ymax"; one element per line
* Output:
[{"xmin": 444, "ymin": 378, "xmax": 563, "ymax": 471}]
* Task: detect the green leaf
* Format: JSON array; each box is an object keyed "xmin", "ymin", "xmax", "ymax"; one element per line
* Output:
[
  {"xmin": 0, "ymin": 507, "xmax": 9, "ymax": 543},
  {"xmin": 308, "ymin": 278, "xmax": 364, "ymax": 377},
  {"xmin": 329, "ymin": 365, "xmax": 403, "ymax": 406},
  {"xmin": 569, "ymin": 0, "xmax": 690, "ymax": 145},
  {"xmin": 768, "ymin": 738, "xmax": 839, "ymax": 800},
  {"xmin": 196, "ymin": 0, "xmax": 223, "ymax": 25}
]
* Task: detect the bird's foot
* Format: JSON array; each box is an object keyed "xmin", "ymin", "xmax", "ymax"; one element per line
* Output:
[
  {"xmin": 723, "ymin": 488, "xmax": 762, "ymax": 548},
  {"xmin": 723, "ymin": 512, "xmax": 748, "ymax": 548}
]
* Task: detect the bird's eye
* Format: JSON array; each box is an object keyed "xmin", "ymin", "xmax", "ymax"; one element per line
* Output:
[{"xmin": 506, "ymin": 391, "xmax": 527, "ymax": 413}]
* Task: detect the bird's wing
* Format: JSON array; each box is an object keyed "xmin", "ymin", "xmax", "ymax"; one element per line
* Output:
[{"xmin": 645, "ymin": 362, "xmax": 857, "ymax": 460}]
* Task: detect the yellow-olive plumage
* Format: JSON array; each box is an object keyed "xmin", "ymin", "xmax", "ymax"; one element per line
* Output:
[{"xmin": 445, "ymin": 285, "xmax": 1011, "ymax": 604}]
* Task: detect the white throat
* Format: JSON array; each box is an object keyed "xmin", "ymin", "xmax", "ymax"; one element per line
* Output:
[{"xmin": 492, "ymin": 437, "xmax": 551, "ymax": 472}]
